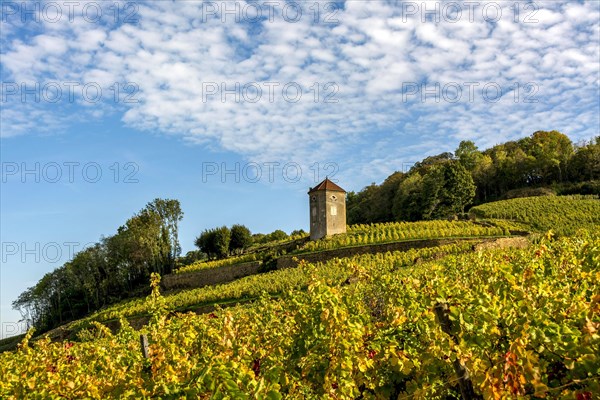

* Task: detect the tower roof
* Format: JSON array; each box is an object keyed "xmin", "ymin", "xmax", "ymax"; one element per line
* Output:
[{"xmin": 308, "ymin": 178, "xmax": 346, "ymax": 194}]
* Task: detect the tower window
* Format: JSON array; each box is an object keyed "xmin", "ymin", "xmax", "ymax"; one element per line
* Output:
[{"xmin": 330, "ymin": 205, "xmax": 337, "ymax": 216}]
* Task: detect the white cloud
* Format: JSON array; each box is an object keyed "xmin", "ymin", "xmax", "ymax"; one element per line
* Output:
[{"xmin": 1, "ymin": 1, "xmax": 599, "ymax": 184}]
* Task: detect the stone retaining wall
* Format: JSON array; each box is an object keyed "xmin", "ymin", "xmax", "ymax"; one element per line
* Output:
[
  {"xmin": 162, "ymin": 261, "xmax": 262, "ymax": 291},
  {"xmin": 163, "ymin": 237, "xmax": 516, "ymax": 291},
  {"xmin": 276, "ymin": 237, "xmax": 494, "ymax": 269}
]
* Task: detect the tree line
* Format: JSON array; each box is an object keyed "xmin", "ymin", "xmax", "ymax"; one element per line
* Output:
[
  {"xmin": 190, "ymin": 226, "xmax": 306, "ymax": 261},
  {"xmin": 13, "ymin": 199, "xmax": 183, "ymax": 332},
  {"xmin": 348, "ymin": 131, "xmax": 599, "ymax": 224}
]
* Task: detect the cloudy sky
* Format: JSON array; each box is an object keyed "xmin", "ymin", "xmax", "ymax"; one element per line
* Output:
[{"xmin": 1, "ymin": 0, "xmax": 599, "ymax": 336}]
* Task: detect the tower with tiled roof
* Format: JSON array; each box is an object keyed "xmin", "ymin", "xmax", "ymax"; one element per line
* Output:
[{"xmin": 308, "ymin": 178, "xmax": 347, "ymax": 240}]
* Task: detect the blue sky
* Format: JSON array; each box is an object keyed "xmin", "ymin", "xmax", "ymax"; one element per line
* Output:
[{"xmin": 1, "ymin": 0, "xmax": 599, "ymax": 338}]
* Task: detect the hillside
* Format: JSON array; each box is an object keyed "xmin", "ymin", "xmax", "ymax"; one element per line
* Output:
[
  {"xmin": 1, "ymin": 231, "xmax": 598, "ymax": 398},
  {"xmin": 2, "ymin": 196, "xmax": 599, "ymax": 399},
  {"xmin": 18, "ymin": 220, "xmax": 512, "ymax": 341},
  {"xmin": 5, "ymin": 195, "xmax": 599, "ymax": 342},
  {"xmin": 470, "ymin": 195, "xmax": 600, "ymax": 236},
  {"xmin": 178, "ymin": 220, "xmax": 508, "ymax": 275},
  {"xmin": 11, "ymin": 132, "xmax": 598, "ymax": 337}
]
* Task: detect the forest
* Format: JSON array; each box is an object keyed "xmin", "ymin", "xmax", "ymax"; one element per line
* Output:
[
  {"xmin": 347, "ymin": 131, "xmax": 599, "ymax": 223},
  {"xmin": 12, "ymin": 199, "xmax": 183, "ymax": 332}
]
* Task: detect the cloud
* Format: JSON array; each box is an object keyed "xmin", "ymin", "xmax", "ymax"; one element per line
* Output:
[{"xmin": 1, "ymin": 0, "xmax": 599, "ymax": 183}]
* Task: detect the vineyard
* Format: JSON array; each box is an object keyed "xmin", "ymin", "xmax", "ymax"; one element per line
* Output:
[
  {"xmin": 176, "ymin": 220, "xmax": 507, "ymax": 276},
  {"xmin": 71, "ymin": 242, "xmax": 475, "ymax": 327},
  {"xmin": 298, "ymin": 220, "xmax": 508, "ymax": 253},
  {"xmin": 470, "ymin": 195, "xmax": 600, "ymax": 236},
  {"xmin": 177, "ymin": 253, "xmax": 260, "ymax": 275},
  {"xmin": 2, "ymin": 232, "xmax": 598, "ymax": 398}
]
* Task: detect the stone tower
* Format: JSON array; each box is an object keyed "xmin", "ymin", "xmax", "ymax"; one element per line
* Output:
[{"xmin": 308, "ymin": 178, "xmax": 347, "ymax": 240}]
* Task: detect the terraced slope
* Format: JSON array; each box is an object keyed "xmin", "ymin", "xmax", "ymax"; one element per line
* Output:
[
  {"xmin": 2, "ymin": 232, "xmax": 598, "ymax": 399},
  {"xmin": 470, "ymin": 195, "xmax": 600, "ymax": 236}
]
